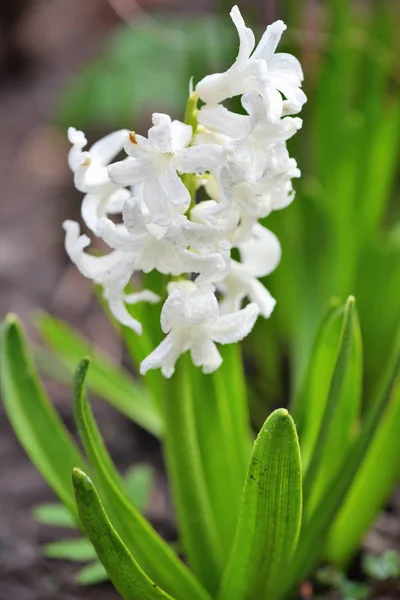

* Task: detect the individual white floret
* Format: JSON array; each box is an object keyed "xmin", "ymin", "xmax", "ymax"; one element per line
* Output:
[
  {"xmin": 108, "ymin": 113, "xmax": 225, "ymax": 226},
  {"xmin": 140, "ymin": 281, "xmax": 259, "ymax": 377},
  {"xmin": 196, "ymin": 5, "xmax": 306, "ymax": 119},
  {"xmin": 67, "ymin": 127, "xmax": 130, "ymax": 233},
  {"xmin": 217, "ymin": 223, "xmax": 281, "ymax": 317},
  {"xmin": 63, "ymin": 220, "xmax": 159, "ymax": 335}
]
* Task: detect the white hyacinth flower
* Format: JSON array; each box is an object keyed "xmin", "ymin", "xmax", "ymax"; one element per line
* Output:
[
  {"xmin": 217, "ymin": 223, "xmax": 281, "ymax": 317},
  {"xmin": 63, "ymin": 6, "xmax": 306, "ymax": 376},
  {"xmin": 140, "ymin": 281, "xmax": 259, "ymax": 377},
  {"xmin": 198, "ymin": 91, "xmax": 302, "ymax": 182},
  {"xmin": 108, "ymin": 113, "xmax": 224, "ymax": 226},
  {"xmin": 196, "ymin": 5, "xmax": 306, "ymax": 119},
  {"xmin": 63, "ymin": 220, "xmax": 159, "ymax": 335},
  {"xmin": 67, "ymin": 127, "xmax": 130, "ymax": 233}
]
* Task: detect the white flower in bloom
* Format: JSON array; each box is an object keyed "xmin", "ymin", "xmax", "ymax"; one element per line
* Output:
[
  {"xmin": 63, "ymin": 7, "xmax": 305, "ymax": 376},
  {"xmin": 196, "ymin": 5, "xmax": 306, "ymax": 119},
  {"xmin": 108, "ymin": 113, "xmax": 224, "ymax": 226},
  {"xmin": 140, "ymin": 281, "xmax": 259, "ymax": 377},
  {"xmin": 217, "ymin": 223, "xmax": 281, "ymax": 317},
  {"xmin": 67, "ymin": 127, "xmax": 130, "ymax": 233},
  {"xmin": 63, "ymin": 220, "xmax": 159, "ymax": 334},
  {"xmin": 198, "ymin": 91, "xmax": 302, "ymax": 181}
]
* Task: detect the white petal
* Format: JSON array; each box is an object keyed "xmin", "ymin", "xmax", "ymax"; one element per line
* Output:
[
  {"xmin": 175, "ymin": 144, "xmax": 225, "ymax": 175},
  {"xmin": 143, "ymin": 179, "xmax": 172, "ymax": 227},
  {"xmin": 238, "ymin": 223, "xmax": 281, "ymax": 277},
  {"xmin": 198, "ymin": 104, "xmax": 249, "ymax": 138},
  {"xmin": 68, "ymin": 127, "xmax": 87, "ymax": 171},
  {"xmin": 208, "ymin": 302, "xmax": 259, "ymax": 344},
  {"xmin": 122, "ymin": 196, "xmax": 148, "ymax": 236},
  {"xmin": 89, "ymin": 129, "xmax": 129, "ymax": 166},
  {"xmin": 106, "ymin": 292, "xmax": 143, "ymax": 335},
  {"xmin": 247, "ymin": 278, "xmax": 276, "ymax": 318},
  {"xmin": 158, "ymin": 166, "xmax": 190, "ymax": 207},
  {"xmin": 230, "ymin": 5, "xmax": 255, "ymax": 62},
  {"xmin": 252, "ymin": 20, "xmax": 287, "ymax": 61},
  {"xmin": 63, "ymin": 220, "xmax": 128, "ymax": 282},
  {"xmin": 124, "ymin": 289, "xmax": 160, "ymax": 304},
  {"xmin": 190, "ymin": 336, "xmax": 222, "ymax": 374},
  {"xmin": 171, "ymin": 120, "xmax": 193, "ymax": 151},
  {"xmin": 82, "ymin": 189, "xmax": 130, "ymax": 233},
  {"xmin": 140, "ymin": 331, "xmax": 184, "ymax": 378},
  {"xmin": 148, "ymin": 113, "xmax": 173, "ymax": 153},
  {"xmin": 268, "ymin": 53, "xmax": 304, "ymax": 84},
  {"xmin": 96, "ymin": 218, "xmax": 144, "ymax": 253},
  {"xmin": 108, "ymin": 158, "xmax": 154, "ymax": 186}
]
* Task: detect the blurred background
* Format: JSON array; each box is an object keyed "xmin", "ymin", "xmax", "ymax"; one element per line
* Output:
[{"xmin": 1, "ymin": 0, "xmax": 400, "ymax": 598}]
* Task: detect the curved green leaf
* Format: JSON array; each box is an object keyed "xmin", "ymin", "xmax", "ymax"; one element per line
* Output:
[
  {"xmin": 302, "ymin": 297, "xmax": 358, "ymax": 506},
  {"xmin": 73, "ymin": 358, "xmax": 211, "ymax": 600},
  {"xmin": 284, "ymin": 325, "xmax": 400, "ymax": 595},
  {"xmin": 73, "ymin": 468, "xmax": 175, "ymax": 600},
  {"xmin": 218, "ymin": 409, "xmax": 302, "ymax": 600},
  {"xmin": 0, "ymin": 315, "xmax": 85, "ymax": 517},
  {"xmin": 326, "ymin": 377, "xmax": 400, "ymax": 565},
  {"xmin": 37, "ymin": 312, "xmax": 162, "ymax": 437}
]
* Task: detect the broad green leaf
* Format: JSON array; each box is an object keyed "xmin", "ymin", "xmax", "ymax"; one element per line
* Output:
[
  {"xmin": 73, "ymin": 469, "xmax": 175, "ymax": 600},
  {"xmin": 163, "ymin": 354, "xmax": 223, "ymax": 593},
  {"xmin": 302, "ymin": 297, "xmax": 357, "ymax": 505},
  {"xmin": 37, "ymin": 312, "xmax": 162, "ymax": 437},
  {"xmin": 33, "ymin": 503, "xmax": 76, "ymax": 528},
  {"xmin": 0, "ymin": 315, "xmax": 86, "ymax": 517},
  {"xmin": 44, "ymin": 537, "xmax": 97, "ymax": 561},
  {"xmin": 326, "ymin": 378, "xmax": 400, "ymax": 565},
  {"xmin": 124, "ymin": 464, "xmax": 154, "ymax": 513},
  {"xmin": 218, "ymin": 409, "xmax": 302, "ymax": 600},
  {"xmin": 284, "ymin": 325, "xmax": 400, "ymax": 596},
  {"xmin": 73, "ymin": 358, "xmax": 211, "ymax": 600},
  {"xmin": 76, "ymin": 560, "xmax": 108, "ymax": 586}
]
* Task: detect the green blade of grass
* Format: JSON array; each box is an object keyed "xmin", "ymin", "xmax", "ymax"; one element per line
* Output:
[
  {"xmin": 73, "ymin": 358, "xmax": 211, "ymax": 600},
  {"xmin": 0, "ymin": 315, "xmax": 86, "ymax": 517},
  {"xmin": 218, "ymin": 409, "xmax": 302, "ymax": 600},
  {"xmin": 73, "ymin": 468, "xmax": 175, "ymax": 600},
  {"xmin": 76, "ymin": 560, "xmax": 108, "ymax": 586},
  {"xmin": 37, "ymin": 312, "xmax": 162, "ymax": 437}
]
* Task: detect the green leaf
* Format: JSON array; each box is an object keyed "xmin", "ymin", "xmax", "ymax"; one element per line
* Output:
[
  {"xmin": 124, "ymin": 464, "xmax": 154, "ymax": 513},
  {"xmin": 0, "ymin": 315, "xmax": 86, "ymax": 517},
  {"xmin": 33, "ymin": 503, "xmax": 76, "ymax": 528},
  {"xmin": 76, "ymin": 560, "xmax": 109, "ymax": 586},
  {"xmin": 73, "ymin": 358, "xmax": 211, "ymax": 600},
  {"xmin": 190, "ymin": 345, "xmax": 252, "ymax": 561},
  {"xmin": 326, "ymin": 377, "xmax": 400, "ymax": 565},
  {"xmin": 37, "ymin": 312, "xmax": 162, "ymax": 437},
  {"xmin": 162, "ymin": 354, "xmax": 223, "ymax": 593},
  {"xmin": 284, "ymin": 324, "xmax": 400, "ymax": 595},
  {"xmin": 44, "ymin": 537, "xmax": 97, "ymax": 562},
  {"xmin": 302, "ymin": 297, "xmax": 358, "ymax": 506},
  {"xmin": 218, "ymin": 409, "xmax": 302, "ymax": 600},
  {"xmin": 73, "ymin": 468, "xmax": 175, "ymax": 600}
]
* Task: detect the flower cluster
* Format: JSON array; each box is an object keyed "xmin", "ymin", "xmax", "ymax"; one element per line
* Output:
[{"xmin": 64, "ymin": 6, "xmax": 305, "ymax": 377}]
